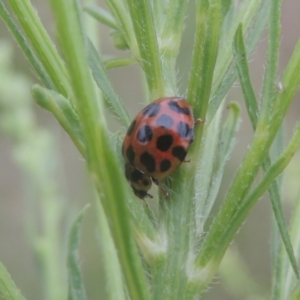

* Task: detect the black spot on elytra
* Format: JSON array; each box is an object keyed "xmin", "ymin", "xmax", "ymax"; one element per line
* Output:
[
  {"xmin": 177, "ymin": 121, "xmax": 193, "ymax": 139},
  {"xmin": 137, "ymin": 125, "xmax": 153, "ymax": 143},
  {"xmin": 142, "ymin": 103, "xmax": 161, "ymax": 117},
  {"xmin": 131, "ymin": 168, "xmax": 144, "ymax": 182},
  {"xmin": 156, "ymin": 135, "xmax": 173, "ymax": 151},
  {"xmin": 142, "ymin": 179, "xmax": 150, "ymax": 186},
  {"xmin": 140, "ymin": 152, "xmax": 156, "ymax": 173},
  {"xmin": 160, "ymin": 159, "xmax": 171, "ymax": 172},
  {"xmin": 127, "ymin": 120, "xmax": 136, "ymax": 136},
  {"xmin": 169, "ymin": 100, "xmax": 190, "ymax": 115},
  {"xmin": 126, "ymin": 146, "xmax": 135, "ymax": 164},
  {"xmin": 172, "ymin": 146, "xmax": 187, "ymax": 161},
  {"xmin": 156, "ymin": 114, "xmax": 174, "ymax": 128}
]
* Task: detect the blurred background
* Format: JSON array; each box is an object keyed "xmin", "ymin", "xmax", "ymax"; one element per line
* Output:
[{"xmin": 0, "ymin": 1, "xmax": 300, "ymax": 299}]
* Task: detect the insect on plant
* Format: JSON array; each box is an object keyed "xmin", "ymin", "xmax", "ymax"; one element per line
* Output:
[{"xmin": 0, "ymin": 0, "xmax": 300, "ymax": 299}]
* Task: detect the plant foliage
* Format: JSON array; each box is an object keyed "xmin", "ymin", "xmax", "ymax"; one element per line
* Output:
[{"xmin": 0, "ymin": 0, "xmax": 300, "ymax": 299}]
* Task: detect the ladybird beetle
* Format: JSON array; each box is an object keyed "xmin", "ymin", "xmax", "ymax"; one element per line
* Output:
[{"xmin": 122, "ymin": 97, "xmax": 195, "ymax": 199}]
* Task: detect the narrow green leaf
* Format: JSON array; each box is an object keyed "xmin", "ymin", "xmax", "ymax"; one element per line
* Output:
[
  {"xmin": 95, "ymin": 201, "xmax": 126, "ymax": 300},
  {"xmin": 208, "ymin": 102, "xmax": 240, "ymax": 202},
  {"xmin": 276, "ymin": 38, "xmax": 300, "ymax": 115},
  {"xmin": 203, "ymin": 121, "xmax": 300, "ymax": 270},
  {"xmin": 280, "ymin": 171, "xmax": 300, "ymax": 299},
  {"xmin": 260, "ymin": 0, "xmax": 282, "ymax": 120},
  {"xmin": 161, "ymin": 0, "xmax": 188, "ymax": 51},
  {"xmin": 187, "ymin": 0, "xmax": 224, "ymax": 177},
  {"xmin": 196, "ymin": 132, "xmax": 274, "ymax": 288},
  {"xmin": 104, "ymin": 0, "xmax": 139, "ymax": 56},
  {"xmin": 6, "ymin": 0, "xmax": 72, "ymax": 98},
  {"xmin": 159, "ymin": 0, "xmax": 188, "ymax": 93},
  {"xmin": 126, "ymin": 0, "xmax": 165, "ymax": 98},
  {"xmin": 195, "ymin": 102, "xmax": 224, "ymax": 234},
  {"xmin": 67, "ymin": 205, "xmax": 89, "ymax": 300},
  {"xmin": 214, "ymin": 0, "xmax": 262, "ymax": 99},
  {"xmin": 193, "ymin": 17, "xmax": 300, "ymax": 287},
  {"xmin": 222, "ymin": 0, "xmax": 238, "ymax": 35},
  {"xmin": 31, "ymin": 85, "xmax": 85, "ymax": 157},
  {"xmin": 152, "ymin": 0, "xmax": 166, "ymax": 32},
  {"xmin": 208, "ymin": 0, "xmax": 269, "ymax": 122},
  {"xmin": 193, "ymin": 120, "xmax": 300, "ymax": 293},
  {"xmin": 213, "ymin": 0, "xmax": 263, "ymax": 96},
  {"xmin": 87, "ymin": 40, "xmax": 131, "ymax": 127},
  {"xmin": 84, "ymin": 4, "xmax": 118, "ymax": 29},
  {"xmin": 232, "ymin": 24, "xmax": 258, "ymax": 127},
  {"xmin": 233, "ymin": 24, "xmax": 299, "ymax": 280},
  {"xmin": 195, "ymin": 103, "xmax": 240, "ymax": 237},
  {"xmin": 0, "ymin": 261, "xmax": 26, "ymax": 300},
  {"xmin": 0, "ymin": 1, "xmax": 54, "ymax": 89},
  {"xmin": 103, "ymin": 57, "xmax": 136, "ymax": 69},
  {"xmin": 221, "ymin": 122, "xmax": 300, "ymax": 250},
  {"xmin": 271, "ymin": 216, "xmax": 284, "ymax": 300},
  {"xmin": 188, "ymin": 1, "xmax": 223, "ymax": 119},
  {"xmin": 196, "ymin": 102, "xmax": 240, "ymax": 238},
  {"xmin": 83, "ymin": 7, "xmax": 122, "ymax": 49},
  {"xmin": 49, "ymin": 1, "xmax": 150, "ymax": 299},
  {"xmin": 245, "ymin": 123, "xmax": 300, "ymax": 213},
  {"xmin": 270, "ymin": 129, "xmax": 286, "ymax": 298}
]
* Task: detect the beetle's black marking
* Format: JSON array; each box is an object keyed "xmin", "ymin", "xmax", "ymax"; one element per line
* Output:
[
  {"xmin": 156, "ymin": 114, "xmax": 174, "ymax": 128},
  {"xmin": 127, "ymin": 120, "xmax": 136, "ymax": 136},
  {"xmin": 140, "ymin": 152, "xmax": 156, "ymax": 173},
  {"xmin": 142, "ymin": 179, "xmax": 150, "ymax": 186},
  {"xmin": 142, "ymin": 103, "xmax": 161, "ymax": 117},
  {"xmin": 156, "ymin": 134, "xmax": 173, "ymax": 151},
  {"xmin": 137, "ymin": 125, "xmax": 153, "ymax": 143},
  {"xmin": 132, "ymin": 187, "xmax": 148, "ymax": 199},
  {"xmin": 126, "ymin": 146, "xmax": 135, "ymax": 164},
  {"xmin": 131, "ymin": 168, "xmax": 144, "ymax": 182},
  {"xmin": 172, "ymin": 146, "xmax": 187, "ymax": 161},
  {"xmin": 160, "ymin": 159, "xmax": 171, "ymax": 172},
  {"xmin": 169, "ymin": 100, "xmax": 190, "ymax": 115},
  {"xmin": 177, "ymin": 121, "xmax": 193, "ymax": 139}
]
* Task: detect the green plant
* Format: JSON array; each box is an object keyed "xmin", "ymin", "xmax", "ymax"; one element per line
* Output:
[{"xmin": 0, "ymin": 0, "xmax": 300, "ymax": 299}]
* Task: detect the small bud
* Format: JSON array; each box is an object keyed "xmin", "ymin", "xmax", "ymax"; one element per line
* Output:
[{"xmin": 111, "ymin": 31, "xmax": 129, "ymax": 50}]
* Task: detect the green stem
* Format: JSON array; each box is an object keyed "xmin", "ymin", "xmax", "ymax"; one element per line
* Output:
[
  {"xmin": 260, "ymin": 0, "xmax": 282, "ymax": 120},
  {"xmin": 188, "ymin": 0, "xmax": 224, "ymax": 162},
  {"xmin": 6, "ymin": 0, "xmax": 72, "ymax": 97},
  {"xmin": 104, "ymin": 0, "xmax": 139, "ymax": 56},
  {"xmin": 31, "ymin": 85, "xmax": 86, "ymax": 157},
  {"xmin": 214, "ymin": 122, "xmax": 300, "ymax": 270},
  {"xmin": 126, "ymin": 0, "xmax": 165, "ymax": 99},
  {"xmin": 195, "ymin": 0, "xmax": 300, "ymax": 286},
  {"xmin": 208, "ymin": 0, "xmax": 269, "ymax": 122},
  {"xmin": 49, "ymin": 1, "xmax": 150, "ymax": 299},
  {"xmin": 0, "ymin": 1, "xmax": 54, "ymax": 89},
  {"xmin": 159, "ymin": 0, "xmax": 188, "ymax": 94},
  {"xmin": 233, "ymin": 23, "xmax": 299, "ymax": 279}
]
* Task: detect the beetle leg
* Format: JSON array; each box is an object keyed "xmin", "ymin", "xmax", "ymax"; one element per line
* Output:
[{"xmin": 152, "ymin": 177, "xmax": 169, "ymax": 198}]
